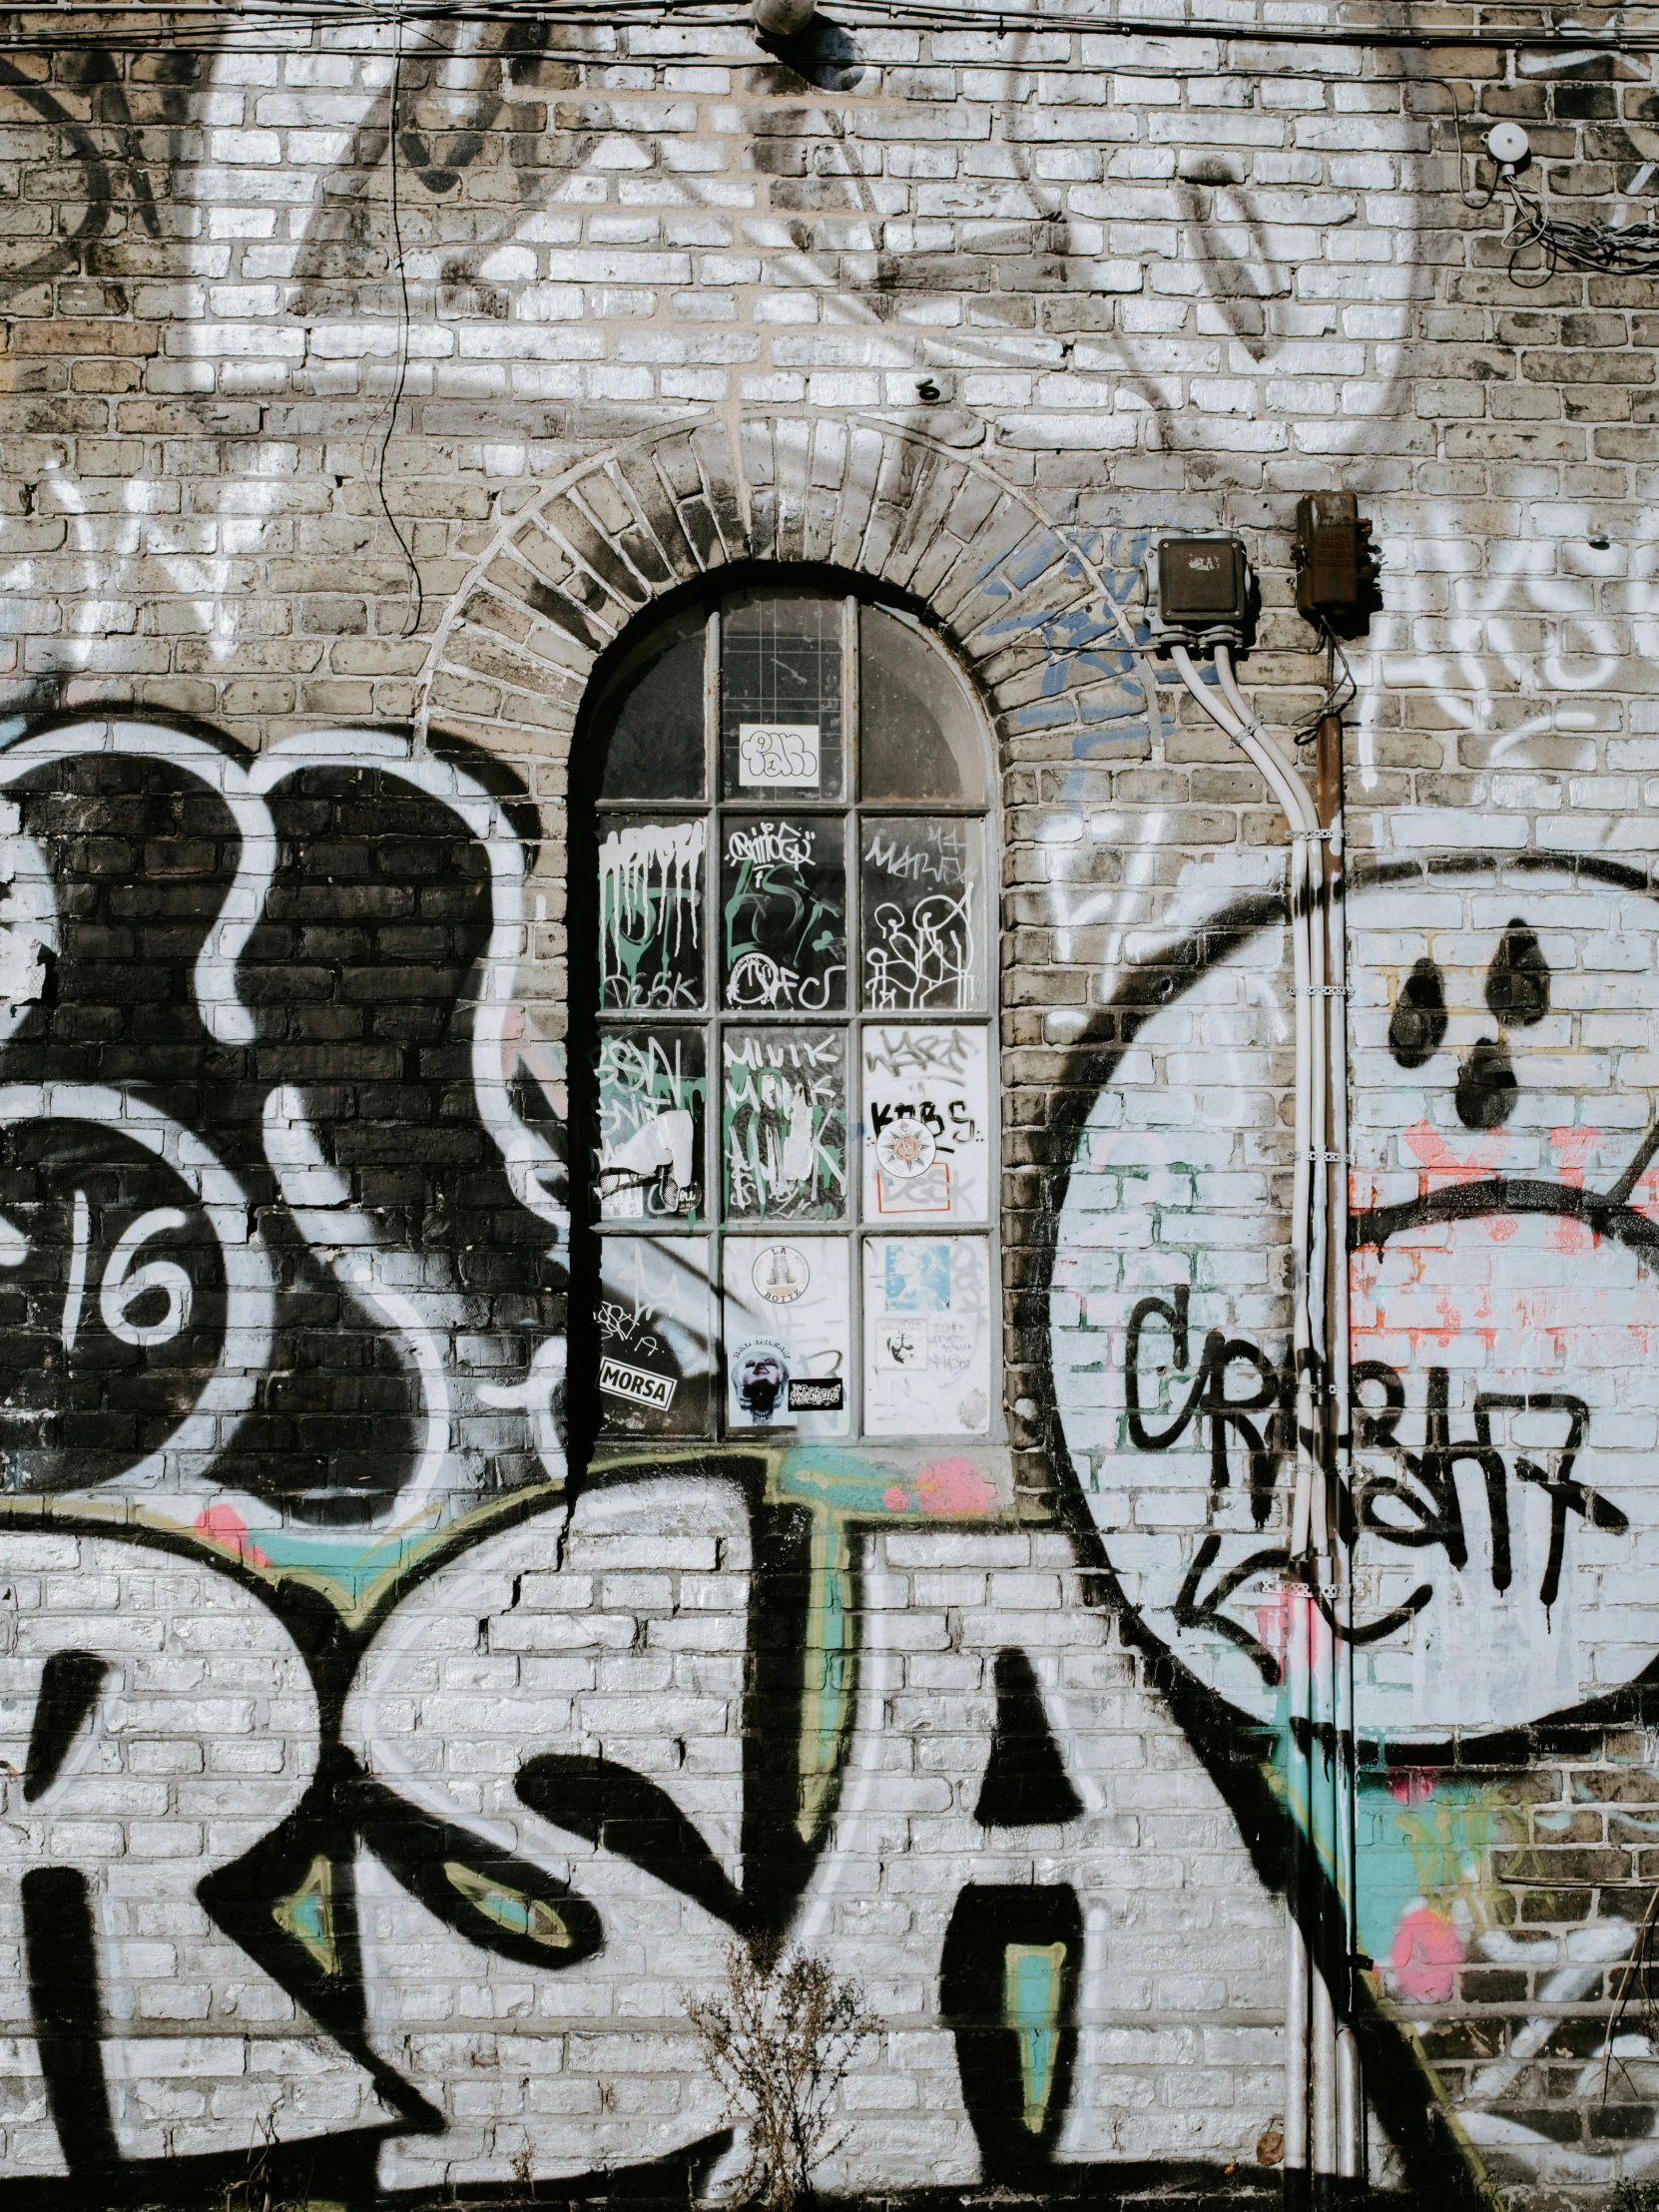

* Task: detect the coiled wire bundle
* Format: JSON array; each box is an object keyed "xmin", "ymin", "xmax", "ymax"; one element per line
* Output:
[{"xmin": 1501, "ymin": 169, "xmax": 1659, "ymax": 281}]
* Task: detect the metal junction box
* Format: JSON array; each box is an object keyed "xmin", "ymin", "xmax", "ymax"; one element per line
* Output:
[
  {"xmin": 1294, "ymin": 490, "xmax": 1380, "ymax": 629},
  {"xmin": 1144, "ymin": 533, "xmax": 1254, "ymax": 652}
]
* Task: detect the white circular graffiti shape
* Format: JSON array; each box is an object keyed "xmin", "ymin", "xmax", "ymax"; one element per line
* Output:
[
  {"xmin": 0, "ymin": 1085, "xmax": 274, "ymax": 1493},
  {"xmin": 1051, "ymin": 860, "xmax": 1659, "ymax": 1740}
]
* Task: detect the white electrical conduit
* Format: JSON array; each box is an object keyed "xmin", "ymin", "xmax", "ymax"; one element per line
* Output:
[
  {"xmin": 1172, "ymin": 645, "xmax": 1325, "ymax": 1549},
  {"xmin": 1171, "ymin": 643, "xmax": 1345, "ymax": 2189}
]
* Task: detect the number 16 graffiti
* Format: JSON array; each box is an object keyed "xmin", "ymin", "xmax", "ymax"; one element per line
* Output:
[{"xmin": 0, "ymin": 1085, "xmax": 272, "ymax": 1498}]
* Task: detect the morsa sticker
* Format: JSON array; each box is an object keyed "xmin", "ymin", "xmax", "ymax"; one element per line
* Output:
[
  {"xmin": 788, "ymin": 1377, "xmax": 844, "ymax": 1411},
  {"xmin": 598, "ymin": 1357, "xmax": 676, "ymax": 1411}
]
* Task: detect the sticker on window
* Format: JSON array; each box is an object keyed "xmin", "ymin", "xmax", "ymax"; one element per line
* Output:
[
  {"xmin": 722, "ymin": 1236, "xmax": 849, "ymax": 1436},
  {"xmin": 753, "ymin": 1244, "xmax": 811, "ymax": 1305},
  {"xmin": 599, "ymin": 1357, "xmax": 677, "ymax": 1412},
  {"xmin": 862, "ymin": 1025, "xmax": 988, "ymax": 1222},
  {"xmin": 882, "ymin": 1240, "xmax": 952, "ymax": 1312},
  {"xmin": 863, "ymin": 1237, "xmax": 990, "ymax": 1437},
  {"xmin": 788, "ymin": 1377, "xmax": 844, "ymax": 1411},
  {"xmin": 739, "ymin": 723, "xmax": 821, "ymax": 789},
  {"xmin": 730, "ymin": 1338, "xmax": 794, "ymax": 1426}
]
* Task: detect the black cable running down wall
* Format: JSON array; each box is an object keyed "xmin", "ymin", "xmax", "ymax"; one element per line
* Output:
[{"xmin": 5, "ymin": 0, "xmax": 1659, "ymax": 53}]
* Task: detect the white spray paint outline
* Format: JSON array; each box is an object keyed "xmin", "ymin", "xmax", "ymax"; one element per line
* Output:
[{"xmin": 0, "ymin": 719, "xmax": 565, "ymax": 1530}]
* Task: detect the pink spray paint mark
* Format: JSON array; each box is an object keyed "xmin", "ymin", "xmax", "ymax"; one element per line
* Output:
[
  {"xmin": 1402, "ymin": 1121, "xmax": 1517, "ymax": 1246},
  {"xmin": 913, "ymin": 1457, "xmax": 995, "ymax": 1516},
  {"xmin": 193, "ymin": 1504, "xmax": 272, "ymax": 1569},
  {"xmin": 1402, "ymin": 1121, "xmax": 1511, "ymax": 1186},
  {"xmin": 1386, "ymin": 1768, "xmax": 1435, "ymax": 1807},
  {"xmin": 1388, "ymin": 1906, "xmax": 1465, "ymax": 2006},
  {"xmin": 1548, "ymin": 1126, "xmax": 1605, "ymax": 1253},
  {"xmin": 882, "ymin": 1486, "xmax": 911, "ymax": 1513}
]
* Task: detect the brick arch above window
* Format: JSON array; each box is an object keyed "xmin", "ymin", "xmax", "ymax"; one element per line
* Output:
[{"xmin": 420, "ymin": 411, "xmax": 1130, "ymax": 761}]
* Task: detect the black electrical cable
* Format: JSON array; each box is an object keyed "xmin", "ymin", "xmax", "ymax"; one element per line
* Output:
[
  {"xmin": 1500, "ymin": 166, "xmax": 1659, "ymax": 281},
  {"xmin": 8, "ymin": 0, "xmax": 1659, "ymax": 56},
  {"xmin": 371, "ymin": 14, "xmax": 424, "ymax": 641},
  {"xmin": 1296, "ymin": 627, "xmax": 1357, "ymax": 749},
  {"xmin": 1415, "ymin": 77, "xmax": 1500, "ymax": 212}
]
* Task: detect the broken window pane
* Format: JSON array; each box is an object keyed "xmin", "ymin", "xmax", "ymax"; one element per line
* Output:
[
  {"xmin": 721, "ymin": 815, "xmax": 846, "ymax": 1013},
  {"xmin": 722, "ymin": 1236, "xmax": 850, "ymax": 1436},
  {"xmin": 597, "ymin": 815, "xmax": 707, "ymax": 1013},
  {"xmin": 594, "ymin": 1027, "xmax": 705, "ymax": 1225},
  {"xmin": 721, "ymin": 590, "xmax": 843, "ymax": 802},
  {"xmin": 594, "ymin": 605, "xmax": 707, "ymax": 801},
  {"xmin": 859, "ymin": 604, "xmax": 986, "ymax": 805},
  {"xmin": 859, "ymin": 817, "xmax": 986, "ymax": 1012},
  {"xmin": 597, "ymin": 1236, "xmax": 715, "ymax": 1438},
  {"xmin": 721, "ymin": 1028, "xmax": 847, "ymax": 1223}
]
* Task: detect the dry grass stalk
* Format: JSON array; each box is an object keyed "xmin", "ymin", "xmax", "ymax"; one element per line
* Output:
[{"xmin": 684, "ymin": 1935, "xmax": 871, "ymax": 2211}]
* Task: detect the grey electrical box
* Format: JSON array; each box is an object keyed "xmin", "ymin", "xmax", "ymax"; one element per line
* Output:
[{"xmin": 1144, "ymin": 533, "xmax": 1253, "ymax": 651}]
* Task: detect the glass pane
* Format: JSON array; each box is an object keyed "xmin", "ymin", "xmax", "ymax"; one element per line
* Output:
[
  {"xmin": 860, "ymin": 1023, "xmax": 990, "ymax": 1223},
  {"xmin": 859, "ymin": 817, "xmax": 986, "ymax": 1012},
  {"xmin": 721, "ymin": 591, "xmax": 844, "ymax": 801},
  {"xmin": 721, "ymin": 1028, "xmax": 847, "ymax": 1223},
  {"xmin": 859, "ymin": 604, "xmax": 986, "ymax": 804},
  {"xmin": 721, "ymin": 815, "xmax": 846, "ymax": 1013},
  {"xmin": 597, "ymin": 815, "xmax": 708, "ymax": 1013},
  {"xmin": 594, "ymin": 1027, "xmax": 705, "ymax": 1225},
  {"xmin": 597, "ymin": 1237, "xmax": 715, "ymax": 1438},
  {"xmin": 594, "ymin": 605, "xmax": 707, "ymax": 801},
  {"xmin": 861, "ymin": 1236, "xmax": 992, "ymax": 1437},
  {"xmin": 722, "ymin": 1237, "xmax": 850, "ymax": 1436}
]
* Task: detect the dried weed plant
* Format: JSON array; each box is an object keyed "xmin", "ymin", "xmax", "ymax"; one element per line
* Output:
[
  {"xmin": 683, "ymin": 1935, "xmax": 871, "ymax": 2211},
  {"xmin": 211, "ymin": 2115, "xmax": 320, "ymax": 2212}
]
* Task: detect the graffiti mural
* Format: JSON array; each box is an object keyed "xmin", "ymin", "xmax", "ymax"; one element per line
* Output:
[
  {"xmin": 7, "ymin": 1452, "xmax": 1262, "ymax": 2197},
  {"xmin": 0, "ymin": 718, "xmax": 565, "ymax": 1552},
  {"xmin": 0, "ymin": 13, "xmax": 1651, "ymax": 2193},
  {"xmin": 1048, "ymin": 850, "xmax": 1659, "ymax": 2196},
  {"xmin": 721, "ymin": 819, "xmax": 848, "ymax": 1016}
]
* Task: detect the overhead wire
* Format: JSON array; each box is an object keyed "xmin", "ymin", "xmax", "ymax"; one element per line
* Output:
[
  {"xmin": 372, "ymin": 9, "xmax": 423, "ymax": 640},
  {"xmin": 9, "ymin": 0, "xmax": 1659, "ymax": 53}
]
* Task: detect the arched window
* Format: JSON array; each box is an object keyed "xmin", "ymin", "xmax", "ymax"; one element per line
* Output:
[{"xmin": 574, "ymin": 578, "xmax": 998, "ymax": 1447}]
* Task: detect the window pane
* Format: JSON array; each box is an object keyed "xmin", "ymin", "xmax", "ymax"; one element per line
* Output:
[
  {"xmin": 861, "ymin": 1023, "xmax": 990, "ymax": 1223},
  {"xmin": 722, "ymin": 1236, "xmax": 850, "ymax": 1435},
  {"xmin": 594, "ymin": 606, "xmax": 706, "ymax": 801},
  {"xmin": 861, "ymin": 1237, "xmax": 992, "ymax": 1436},
  {"xmin": 859, "ymin": 605, "xmax": 986, "ymax": 805},
  {"xmin": 721, "ymin": 1028, "xmax": 848, "ymax": 1222},
  {"xmin": 597, "ymin": 815, "xmax": 707, "ymax": 1013},
  {"xmin": 594, "ymin": 1027, "xmax": 705, "ymax": 1225},
  {"xmin": 721, "ymin": 591, "xmax": 844, "ymax": 801},
  {"xmin": 598, "ymin": 1237, "xmax": 715, "ymax": 1438},
  {"xmin": 721, "ymin": 815, "xmax": 847, "ymax": 1013},
  {"xmin": 859, "ymin": 817, "xmax": 986, "ymax": 1012}
]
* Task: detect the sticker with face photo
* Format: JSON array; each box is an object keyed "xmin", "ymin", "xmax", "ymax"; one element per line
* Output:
[{"xmin": 722, "ymin": 1238, "xmax": 849, "ymax": 1435}]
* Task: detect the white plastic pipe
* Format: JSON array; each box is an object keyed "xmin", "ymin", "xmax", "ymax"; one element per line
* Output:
[
  {"xmin": 1173, "ymin": 646, "xmax": 1324, "ymax": 1550},
  {"xmin": 1171, "ymin": 643, "xmax": 1342, "ymax": 2191}
]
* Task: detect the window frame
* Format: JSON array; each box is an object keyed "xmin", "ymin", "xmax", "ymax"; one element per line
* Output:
[{"xmin": 572, "ymin": 572, "xmax": 1003, "ymax": 1452}]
